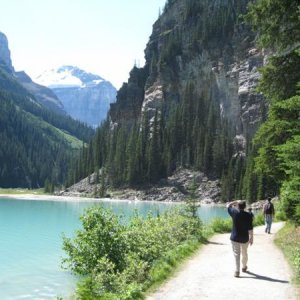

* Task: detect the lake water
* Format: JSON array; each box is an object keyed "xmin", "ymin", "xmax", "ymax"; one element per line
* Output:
[{"xmin": 0, "ymin": 197, "xmax": 228, "ymax": 299}]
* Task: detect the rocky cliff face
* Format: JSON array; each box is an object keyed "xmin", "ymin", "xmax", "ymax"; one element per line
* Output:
[
  {"xmin": 99, "ymin": 0, "xmax": 269, "ymax": 201},
  {"xmin": 36, "ymin": 66, "xmax": 117, "ymax": 127},
  {"xmin": 0, "ymin": 32, "xmax": 65, "ymax": 114},
  {"xmin": 0, "ymin": 32, "xmax": 14, "ymax": 73},
  {"xmin": 140, "ymin": 0, "xmax": 267, "ymax": 147}
]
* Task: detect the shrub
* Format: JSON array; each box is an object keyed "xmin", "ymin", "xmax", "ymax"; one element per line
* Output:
[
  {"xmin": 63, "ymin": 206, "xmax": 204, "ymax": 299},
  {"xmin": 62, "ymin": 206, "xmax": 127, "ymax": 275},
  {"xmin": 210, "ymin": 217, "xmax": 232, "ymax": 233},
  {"xmin": 253, "ymin": 212, "xmax": 265, "ymax": 226}
]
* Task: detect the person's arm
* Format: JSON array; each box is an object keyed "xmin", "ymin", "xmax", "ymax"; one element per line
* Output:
[
  {"xmin": 262, "ymin": 203, "xmax": 266, "ymax": 215},
  {"xmin": 249, "ymin": 230, "xmax": 253, "ymax": 245},
  {"xmin": 226, "ymin": 200, "xmax": 240, "ymax": 208}
]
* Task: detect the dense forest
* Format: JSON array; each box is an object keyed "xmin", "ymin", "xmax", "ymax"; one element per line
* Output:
[
  {"xmin": 68, "ymin": 0, "xmax": 299, "ymax": 223},
  {"xmin": 67, "ymin": 0, "xmax": 255, "ymax": 197},
  {"xmin": 0, "ymin": 68, "xmax": 94, "ymax": 188}
]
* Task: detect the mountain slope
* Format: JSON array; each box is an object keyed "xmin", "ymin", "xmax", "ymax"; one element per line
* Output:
[
  {"xmin": 15, "ymin": 71, "xmax": 65, "ymax": 115},
  {"xmin": 70, "ymin": 0, "xmax": 269, "ymax": 201},
  {"xmin": 0, "ymin": 67, "xmax": 94, "ymax": 188},
  {"xmin": 0, "ymin": 33, "xmax": 95, "ymax": 188}
]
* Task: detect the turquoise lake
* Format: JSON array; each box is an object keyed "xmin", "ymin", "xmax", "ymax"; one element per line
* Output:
[{"xmin": 0, "ymin": 197, "xmax": 228, "ymax": 299}]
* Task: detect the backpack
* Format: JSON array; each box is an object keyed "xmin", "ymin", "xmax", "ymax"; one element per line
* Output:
[{"xmin": 264, "ymin": 202, "xmax": 273, "ymax": 214}]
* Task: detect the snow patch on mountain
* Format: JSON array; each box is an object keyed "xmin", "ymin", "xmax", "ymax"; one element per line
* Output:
[{"xmin": 34, "ymin": 66, "xmax": 104, "ymax": 89}]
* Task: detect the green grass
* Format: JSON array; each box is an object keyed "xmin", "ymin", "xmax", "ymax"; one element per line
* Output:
[
  {"xmin": 0, "ymin": 188, "xmax": 46, "ymax": 195},
  {"xmin": 274, "ymin": 222, "xmax": 300, "ymax": 285},
  {"xmin": 144, "ymin": 239, "xmax": 202, "ymax": 296}
]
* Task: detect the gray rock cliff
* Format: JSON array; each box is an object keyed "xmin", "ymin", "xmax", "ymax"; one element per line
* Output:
[
  {"xmin": 36, "ymin": 66, "xmax": 117, "ymax": 127},
  {"xmin": 0, "ymin": 32, "xmax": 14, "ymax": 73},
  {"xmin": 0, "ymin": 32, "xmax": 65, "ymax": 114},
  {"xmin": 142, "ymin": 0, "xmax": 267, "ymax": 149}
]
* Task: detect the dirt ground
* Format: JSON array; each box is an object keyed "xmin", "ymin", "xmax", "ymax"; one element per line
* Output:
[{"xmin": 147, "ymin": 222, "xmax": 299, "ymax": 300}]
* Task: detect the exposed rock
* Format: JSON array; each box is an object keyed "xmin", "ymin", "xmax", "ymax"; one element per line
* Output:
[
  {"xmin": 141, "ymin": 0, "xmax": 267, "ymax": 156},
  {"xmin": 15, "ymin": 71, "xmax": 65, "ymax": 115},
  {"xmin": 0, "ymin": 32, "xmax": 14, "ymax": 73},
  {"xmin": 0, "ymin": 32, "xmax": 65, "ymax": 114},
  {"xmin": 36, "ymin": 66, "xmax": 117, "ymax": 127},
  {"xmin": 60, "ymin": 168, "xmax": 221, "ymax": 203}
]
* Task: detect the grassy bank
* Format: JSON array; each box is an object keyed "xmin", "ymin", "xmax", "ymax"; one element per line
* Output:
[
  {"xmin": 274, "ymin": 222, "xmax": 300, "ymax": 285},
  {"xmin": 0, "ymin": 188, "xmax": 45, "ymax": 195}
]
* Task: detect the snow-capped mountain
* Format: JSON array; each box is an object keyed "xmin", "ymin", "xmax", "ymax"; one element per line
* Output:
[
  {"xmin": 35, "ymin": 66, "xmax": 117, "ymax": 127},
  {"xmin": 35, "ymin": 66, "xmax": 104, "ymax": 88}
]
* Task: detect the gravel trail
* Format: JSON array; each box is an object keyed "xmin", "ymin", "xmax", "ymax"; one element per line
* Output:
[{"xmin": 147, "ymin": 222, "xmax": 299, "ymax": 300}]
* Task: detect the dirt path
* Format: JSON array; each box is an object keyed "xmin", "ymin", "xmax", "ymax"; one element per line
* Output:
[{"xmin": 147, "ymin": 222, "xmax": 298, "ymax": 300}]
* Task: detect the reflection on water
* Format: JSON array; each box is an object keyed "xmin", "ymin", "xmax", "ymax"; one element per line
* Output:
[{"xmin": 0, "ymin": 197, "xmax": 227, "ymax": 299}]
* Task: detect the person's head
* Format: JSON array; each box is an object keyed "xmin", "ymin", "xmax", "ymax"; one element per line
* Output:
[
  {"xmin": 248, "ymin": 207, "xmax": 252, "ymax": 212},
  {"xmin": 267, "ymin": 197, "xmax": 272, "ymax": 202},
  {"xmin": 238, "ymin": 200, "xmax": 246, "ymax": 211}
]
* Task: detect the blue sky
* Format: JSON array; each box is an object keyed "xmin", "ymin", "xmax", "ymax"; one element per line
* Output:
[{"xmin": 0, "ymin": 0, "xmax": 166, "ymax": 88}]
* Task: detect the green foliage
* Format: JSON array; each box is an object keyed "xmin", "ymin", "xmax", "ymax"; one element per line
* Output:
[
  {"xmin": 209, "ymin": 217, "xmax": 232, "ymax": 233},
  {"xmin": 44, "ymin": 179, "xmax": 54, "ymax": 194},
  {"xmin": 256, "ymin": 52, "xmax": 300, "ymax": 102},
  {"xmin": 184, "ymin": 178, "xmax": 200, "ymax": 218},
  {"xmin": 62, "ymin": 207, "xmax": 127, "ymax": 275},
  {"xmin": 62, "ymin": 206, "xmax": 204, "ymax": 299},
  {"xmin": 275, "ymin": 222, "xmax": 300, "ymax": 283},
  {"xmin": 146, "ymin": 240, "xmax": 200, "ymax": 292},
  {"xmin": 0, "ymin": 68, "xmax": 94, "ymax": 188},
  {"xmin": 244, "ymin": 0, "xmax": 300, "ymax": 51},
  {"xmin": 252, "ymin": 212, "xmax": 265, "ymax": 227},
  {"xmin": 245, "ymin": 0, "xmax": 300, "ymax": 223}
]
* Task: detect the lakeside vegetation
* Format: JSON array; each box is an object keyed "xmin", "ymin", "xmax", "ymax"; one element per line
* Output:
[
  {"xmin": 0, "ymin": 188, "xmax": 46, "ymax": 195},
  {"xmin": 62, "ymin": 206, "xmax": 204, "ymax": 299},
  {"xmin": 275, "ymin": 223, "xmax": 300, "ymax": 284}
]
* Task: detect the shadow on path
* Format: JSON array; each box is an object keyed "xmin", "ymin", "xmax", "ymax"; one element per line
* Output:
[
  {"xmin": 242, "ymin": 271, "xmax": 289, "ymax": 283},
  {"xmin": 207, "ymin": 241, "xmax": 226, "ymax": 246}
]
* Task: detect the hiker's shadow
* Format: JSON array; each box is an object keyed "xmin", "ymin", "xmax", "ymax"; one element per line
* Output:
[
  {"xmin": 205, "ymin": 241, "xmax": 226, "ymax": 245},
  {"xmin": 244, "ymin": 271, "xmax": 289, "ymax": 283}
]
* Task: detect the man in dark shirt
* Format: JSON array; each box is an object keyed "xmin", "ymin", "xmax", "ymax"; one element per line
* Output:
[
  {"xmin": 227, "ymin": 200, "xmax": 253, "ymax": 277},
  {"xmin": 263, "ymin": 197, "xmax": 275, "ymax": 234}
]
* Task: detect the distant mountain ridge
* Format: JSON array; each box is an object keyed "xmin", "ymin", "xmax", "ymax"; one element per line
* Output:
[
  {"xmin": 35, "ymin": 66, "xmax": 117, "ymax": 127},
  {"xmin": 0, "ymin": 32, "xmax": 94, "ymax": 188}
]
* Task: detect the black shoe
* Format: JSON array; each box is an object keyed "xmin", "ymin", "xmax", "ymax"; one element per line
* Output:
[{"xmin": 242, "ymin": 266, "xmax": 247, "ymax": 272}]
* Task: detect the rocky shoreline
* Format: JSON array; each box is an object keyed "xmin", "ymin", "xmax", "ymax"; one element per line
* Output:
[
  {"xmin": 60, "ymin": 168, "xmax": 221, "ymax": 204},
  {"xmin": 58, "ymin": 168, "xmax": 273, "ymax": 210}
]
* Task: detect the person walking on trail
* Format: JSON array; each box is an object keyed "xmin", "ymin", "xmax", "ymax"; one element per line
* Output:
[
  {"xmin": 227, "ymin": 200, "xmax": 253, "ymax": 278},
  {"xmin": 263, "ymin": 197, "xmax": 275, "ymax": 234}
]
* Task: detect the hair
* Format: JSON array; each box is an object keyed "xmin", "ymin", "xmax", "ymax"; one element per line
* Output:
[
  {"xmin": 238, "ymin": 201, "xmax": 246, "ymax": 210},
  {"xmin": 267, "ymin": 197, "xmax": 272, "ymax": 201}
]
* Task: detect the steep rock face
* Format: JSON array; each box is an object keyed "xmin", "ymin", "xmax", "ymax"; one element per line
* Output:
[
  {"xmin": 0, "ymin": 32, "xmax": 14, "ymax": 73},
  {"xmin": 36, "ymin": 66, "xmax": 117, "ymax": 127},
  {"xmin": 141, "ymin": 0, "xmax": 267, "ymax": 147},
  {"xmin": 0, "ymin": 32, "xmax": 65, "ymax": 114}
]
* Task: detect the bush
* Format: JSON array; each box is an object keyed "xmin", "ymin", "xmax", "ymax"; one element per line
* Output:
[
  {"xmin": 63, "ymin": 206, "xmax": 204, "ymax": 299},
  {"xmin": 280, "ymin": 180, "xmax": 300, "ymax": 225},
  {"xmin": 62, "ymin": 206, "xmax": 127, "ymax": 275},
  {"xmin": 210, "ymin": 217, "xmax": 232, "ymax": 233},
  {"xmin": 253, "ymin": 212, "xmax": 265, "ymax": 226},
  {"xmin": 275, "ymin": 222, "xmax": 300, "ymax": 283}
]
